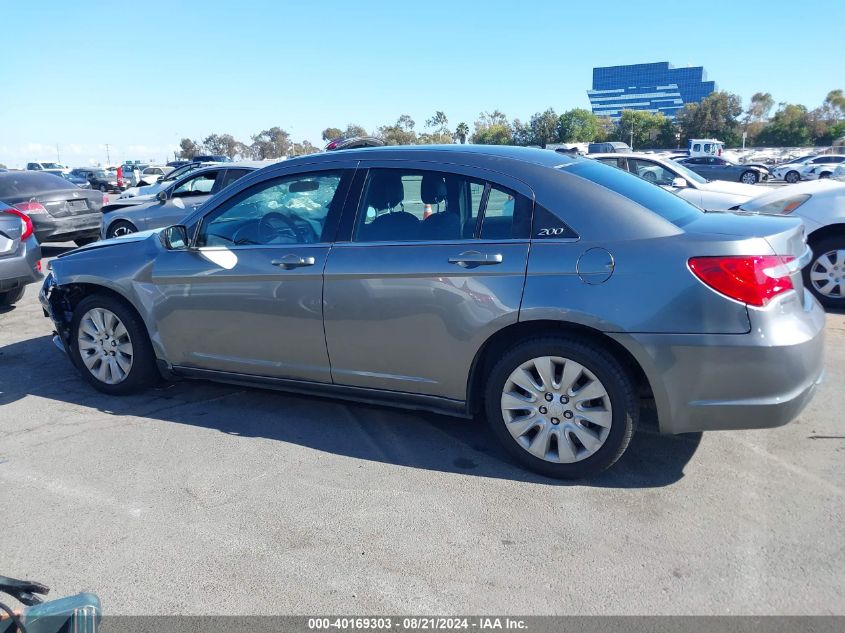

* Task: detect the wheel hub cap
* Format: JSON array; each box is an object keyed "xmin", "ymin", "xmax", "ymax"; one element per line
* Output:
[
  {"xmin": 810, "ymin": 249, "xmax": 845, "ymax": 298},
  {"xmin": 500, "ymin": 356, "xmax": 612, "ymax": 464},
  {"xmin": 77, "ymin": 308, "xmax": 134, "ymax": 384}
]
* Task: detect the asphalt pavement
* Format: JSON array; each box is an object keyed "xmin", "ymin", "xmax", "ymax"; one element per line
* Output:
[{"xmin": 0, "ymin": 245, "xmax": 842, "ymax": 615}]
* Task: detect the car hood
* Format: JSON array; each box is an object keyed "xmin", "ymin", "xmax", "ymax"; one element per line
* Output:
[
  {"xmin": 697, "ymin": 180, "xmax": 761, "ymax": 196},
  {"xmin": 58, "ymin": 229, "xmax": 160, "ymax": 257}
]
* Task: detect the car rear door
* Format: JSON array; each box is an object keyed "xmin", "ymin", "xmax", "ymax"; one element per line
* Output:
[
  {"xmin": 322, "ymin": 162, "xmax": 532, "ymax": 402},
  {"xmin": 150, "ymin": 167, "xmax": 354, "ymax": 381}
]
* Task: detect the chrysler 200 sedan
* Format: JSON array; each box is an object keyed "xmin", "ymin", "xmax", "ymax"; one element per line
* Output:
[{"xmin": 40, "ymin": 146, "xmax": 825, "ymax": 479}]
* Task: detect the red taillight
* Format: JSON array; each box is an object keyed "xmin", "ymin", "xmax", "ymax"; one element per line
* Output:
[
  {"xmin": 36, "ymin": 259, "xmax": 41, "ymax": 272},
  {"xmin": 117, "ymin": 166, "xmax": 124, "ymax": 187},
  {"xmin": 13, "ymin": 201, "xmax": 48, "ymax": 215},
  {"xmin": 3, "ymin": 208, "xmax": 34, "ymax": 241},
  {"xmin": 688, "ymin": 255, "xmax": 795, "ymax": 307}
]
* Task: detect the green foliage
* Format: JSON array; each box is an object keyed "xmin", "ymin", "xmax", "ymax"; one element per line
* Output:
[
  {"xmin": 675, "ymin": 91, "xmax": 743, "ymax": 146},
  {"xmin": 471, "ymin": 111, "xmax": 512, "ymax": 145},
  {"xmin": 291, "ymin": 140, "xmax": 320, "ymax": 156},
  {"xmin": 557, "ymin": 108, "xmax": 599, "ymax": 143},
  {"xmin": 344, "ymin": 123, "xmax": 368, "ymax": 138},
  {"xmin": 202, "ymin": 133, "xmax": 239, "ymax": 159},
  {"xmin": 378, "ymin": 115, "xmax": 417, "ymax": 145},
  {"xmin": 455, "ymin": 122, "xmax": 470, "ymax": 144},
  {"xmin": 423, "ymin": 111, "xmax": 452, "ymax": 144},
  {"xmin": 178, "ymin": 138, "xmax": 202, "ymax": 159},
  {"xmin": 756, "ymin": 104, "xmax": 811, "ymax": 146},
  {"xmin": 611, "ymin": 110, "xmax": 673, "ymax": 149},
  {"xmin": 250, "ymin": 127, "xmax": 291, "ymax": 159},
  {"xmin": 321, "ymin": 128, "xmax": 343, "ymax": 141}
]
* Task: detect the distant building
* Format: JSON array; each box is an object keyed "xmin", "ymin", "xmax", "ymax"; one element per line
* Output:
[{"xmin": 587, "ymin": 62, "xmax": 716, "ymax": 120}]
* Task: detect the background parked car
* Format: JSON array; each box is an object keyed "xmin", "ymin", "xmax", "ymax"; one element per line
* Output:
[
  {"xmin": 26, "ymin": 162, "xmax": 67, "ymax": 174},
  {"xmin": 587, "ymin": 141, "xmax": 630, "ymax": 154},
  {"xmin": 772, "ymin": 154, "xmax": 845, "ymax": 183},
  {"xmin": 590, "ymin": 153, "xmax": 759, "ymax": 209},
  {"xmin": 114, "ymin": 161, "xmax": 218, "ymax": 202},
  {"xmin": 192, "ymin": 154, "xmax": 232, "ymax": 163},
  {"xmin": 0, "ymin": 201, "xmax": 42, "ymax": 307},
  {"xmin": 801, "ymin": 156, "xmax": 845, "ymax": 180},
  {"xmin": 83, "ymin": 169, "xmax": 120, "ymax": 192},
  {"xmin": 0, "ymin": 171, "xmax": 103, "ymax": 245},
  {"xmin": 60, "ymin": 171, "xmax": 92, "ymax": 189},
  {"xmin": 739, "ymin": 179, "xmax": 845, "ymax": 308},
  {"xmin": 101, "ymin": 163, "xmax": 258, "ymax": 238},
  {"xmin": 137, "ymin": 165, "xmax": 172, "ymax": 186},
  {"xmin": 676, "ymin": 156, "xmax": 769, "ymax": 184}
]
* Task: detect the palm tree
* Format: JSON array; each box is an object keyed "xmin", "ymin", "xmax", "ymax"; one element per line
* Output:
[{"xmin": 455, "ymin": 122, "xmax": 469, "ymax": 144}]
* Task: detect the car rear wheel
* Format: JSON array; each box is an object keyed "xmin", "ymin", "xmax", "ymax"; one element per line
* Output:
[
  {"xmin": 484, "ymin": 337, "xmax": 637, "ymax": 479},
  {"xmin": 107, "ymin": 220, "xmax": 137, "ymax": 239},
  {"xmin": 0, "ymin": 286, "xmax": 26, "ymax": 306},
  {"xmin": 819, "ymin": 172, "xmax": 831, "ymax": 179},
  {"xmin": 740, "ymin": 170, "xmax": 759, "ymax": 185},
  {"xmin": 69, "ymin": 294, "xmax": 158, "ymax": 395},
  {"xmin": 785, "ymin": 171, "xmax": 800, "ymax": 184},
  {"xmin": 804, "ymin": 236, "xmax": 845, "ymax": 308}
]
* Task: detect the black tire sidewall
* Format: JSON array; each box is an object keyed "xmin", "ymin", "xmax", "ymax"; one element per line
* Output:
[
  {"xmin": 484, "ymin": 337, "xmax": 637, "ymax": 479},
  {"xmin": 69, "ymin": 294, "xmax": 157, "ymax": 394},
  {"xmin": 804, "ymin": 236, "xmax": 845, "ymax": 308},
  {"xmin": 0, "ymin": 286, "xmax": 26, "ymax": 306},
  {"xmin": 107, "ymin": 221, "xmax": 136, "ymax": 239}
]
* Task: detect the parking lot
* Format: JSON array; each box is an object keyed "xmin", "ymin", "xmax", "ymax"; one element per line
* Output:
[{"xmin": 0, "ymin": 243, "xmax": 843, "ymax": 615}]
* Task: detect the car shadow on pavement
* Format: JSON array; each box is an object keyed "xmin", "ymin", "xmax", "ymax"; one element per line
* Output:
[
  {"xmin": 40, "ymin": 245, "xmax": 76, "ymax": 258},
  {"xmin": 1, "ymin": 335, "xmax": 702, "ymax": 489}
]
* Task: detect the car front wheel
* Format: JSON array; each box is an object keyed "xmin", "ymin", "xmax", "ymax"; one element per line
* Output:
[
  {"xmin": 69, "ymin": 294, "xmax": 158, "ymax": 394},
  {"xmin": 484, "ymin": 336, "xmax": 637, "ymax": 479},
  {"xmin": 107, "ymin": 220, "xmax": 137, "ymax": 239},
  {"xmin": 804, "ymin": 236, "xmax": 845, "ymax": 308}
]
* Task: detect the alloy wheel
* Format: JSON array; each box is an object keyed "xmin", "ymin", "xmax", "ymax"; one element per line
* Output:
[
  {"xmin": 809, "ymin": 249, "xmax": 845, "ymax": 299},
  {"xmin": 500, "ymin": 356, "xmax": 612, "ymax": 463},
  {"xmin": 741, "ymin": 172, "xmax": 758, "ymax": 185},
  {"xmin": 110, "ymin": 224, "xmax": 135, "ymax": 238},
  {"xmin": 77, "ymin": 307, "xmax": 134, "ymax": 384}
]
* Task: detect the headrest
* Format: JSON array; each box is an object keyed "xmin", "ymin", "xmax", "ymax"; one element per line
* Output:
[
  {"xmin": 368, "ymin": 172, "xmax": 404, "ymax": 210},
  {"xmin": 420, "ymin": 174, "xmax": 447, "ymax": 205},
  {"xmin": 420, "ymin": 211, "xmax": 461, "ymax": 240}
]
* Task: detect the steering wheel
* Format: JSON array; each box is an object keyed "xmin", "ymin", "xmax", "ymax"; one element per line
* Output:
[{"xmin": 258, "ymin": 211, "xmax": 304, "ymax": 243}]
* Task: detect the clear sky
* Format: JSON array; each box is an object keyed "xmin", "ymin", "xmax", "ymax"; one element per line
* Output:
[{"xmin": 2, "ymin": 0, "xmax": 842, "ymax": 167}]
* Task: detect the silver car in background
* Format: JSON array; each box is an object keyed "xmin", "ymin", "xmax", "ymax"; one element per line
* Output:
[
  {"xmin": 0, "ymin": 201, "xmax": 42, "ymax": 307},
  {"xmin": 41, "ymin": 146, "xmax": 825, "ymax": 479}
]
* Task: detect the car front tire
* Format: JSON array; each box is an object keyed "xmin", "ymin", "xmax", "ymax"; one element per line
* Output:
[
  {"xmin": 484, "ymin": 336, "xmax": 637, "ymax": 479},
  {"xmin": 107, "ymin": 220, "xmax": 137, "ymax": 239},
  {"xmin": 0, "ymin": 286, "xmax": 26, "ymax": 307},
  {"xmin": 69, "ymin": 294, "xmax": 159, "ymax": 395}
]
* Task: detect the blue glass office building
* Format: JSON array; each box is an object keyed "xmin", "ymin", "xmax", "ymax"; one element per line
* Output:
[{"xmin": 587, "ymin": 62, "xmax": 716, "ymax": 119}]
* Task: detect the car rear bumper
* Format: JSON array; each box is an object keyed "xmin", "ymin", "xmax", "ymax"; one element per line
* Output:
[
  {"xmin": 611, "ymin": 289, "xmax": 825, "ymax": 434},
  {"xmin": 0, "ymin": 236, "xmax": 42, "ymax": 291},
  {"xmin": 33, "ymin": 213, "xmax": 101, "ymax": 243}
]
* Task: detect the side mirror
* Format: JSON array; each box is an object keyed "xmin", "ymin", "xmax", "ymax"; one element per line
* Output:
[
  {"xmin": 161, "ymin": 225, "xmax": 189, "ymax": 250},
  {"xmin": 157, "ymin": 190, "xmax": 168, "ymax": 202},
  {"xmin": 671, "ymin": 177, "xmax": 688, "ymax": 188}
]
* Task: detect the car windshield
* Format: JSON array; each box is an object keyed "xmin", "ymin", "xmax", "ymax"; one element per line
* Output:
[
  {"xmin": 41, "ymin": 162, "xmax": 63, "ymax": 169},
  {"xmin": 92, "ymin": 170, "xmax": 109, "ymax": 179},
  {"xmin": 0, "ymin": 172, "xmax": 73, "ymax": 197},
  {"xmin": 162, "ymin": 163, "xmax": 200, "ymax": 182},
  {"xmin": 661, "ymin": 158, "xmax": 707, "ymax": 184},
  {"xmin": 565, "ymin": 160, "xmax": 702, "ymax": 227}
]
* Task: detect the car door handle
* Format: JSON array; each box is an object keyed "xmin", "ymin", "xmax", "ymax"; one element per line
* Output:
[
  {"xmin": 272, "ymin": 255, "xmax": 316, "ymax": 269},
  {"xmin": 448, "ymin": 251, "xmax": 503, "ymax": 267}
]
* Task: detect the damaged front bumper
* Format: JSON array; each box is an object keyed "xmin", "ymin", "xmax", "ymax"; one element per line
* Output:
[{"xmin": 39, "ymin": 272, "xmax": 70, "ymax": 354}]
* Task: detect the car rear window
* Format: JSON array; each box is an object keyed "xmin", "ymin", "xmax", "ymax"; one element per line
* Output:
[
  {"xmin": 0, "ymin": 172, "xmax": 72, "ymax": 198},
  {"xmin": 563, "ymin": 160, "xmax": 702, "ymax": 227}
]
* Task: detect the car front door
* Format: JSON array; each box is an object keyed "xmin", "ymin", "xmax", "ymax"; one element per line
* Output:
[
  {"xmin": 323, "ymin": 164, "xmax": 532, "ymax": 402},
  {"xmin": 149, "ymin": 167, "xmax": 353, "ymax": 381}
]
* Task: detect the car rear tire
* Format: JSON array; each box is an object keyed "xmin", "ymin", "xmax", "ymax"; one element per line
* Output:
[
  {"xmin": 819, "ymin": 172, "xmax": 831, "ymax": 179},
  {"xmin": 69, "ymin": 294, "xmax": 159, "ymax": 395},
  {"xmin": 0, "ymin": 286, "xmax": 26, "ymax": 306},
  {"xmin": 785, "ymin": 171, "xmax": 800, "ymax": 184},
  {"xmin": 484, "ymin": 336, "xmax": 638, "ymax": 479},
  {"xmin": 804, "ymin": 235, "xmax": 845, "ymax": 309},
  {"xmin": 740, "ymin": 170, "xmax": 759, "ymax": 185},
  {"xmin": 107, "ymin": 220, "xmax": 137, "ymax": 239}
]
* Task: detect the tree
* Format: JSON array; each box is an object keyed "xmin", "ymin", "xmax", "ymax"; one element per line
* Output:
[
  {"xmin": 250, "ymin": 127, "xmax": 291, "ymax": 159},
  {"xmin": 455, "ymin": 122, "xmax": 469, "ymax": 144},
  {"xmin": 291, "ymin": 140, "xmax": 320, "ymax": 156},
  {"xmin": 525, "ymin": 108, "xmax": 559, "ymax": 148},
  {"xmin": 675, "ymin": 91, "xmax": 743, "ymax": 146},
  {"xmin": 178, "ymin": 138, "xmax": 202, "ymax": 159},
  {"xmin": 233, "ymin": 141, "xmax": 253, "ymax": 160},
  {"xmin": 321, "ymin": 127, "xmax": 343, "ymax": 141},
  {"xmin": 511, "ymin": 119, "xmax": 532, "ymax": 146},
  {"xmin": 424, "ymin": 111, "xmax": 451, "ymax": 144},
  {"xmin": 202, "ymin": 133, "xmax": 239, "ymax": 159},
  {"xmin": 471, "ymin": 110, "xmax": 512, "ymax": 145},
  {"xmin": 610, "ymin": 110, "xmax": 669, "ymax": 149},
  {"xmin": 558, "ymin": 108, "xmax": 599, "ymax": 142},
  {"xmin": 746, "ymin": 92, "xmax": 775, "ymax": 122},
  {"xmin": 756, "ymin": 104, "xmax": 811, "ymax": 147},
  {"xmin": 377, "ymin": 115, "xmax": 417, "ymax": 145},
  {"xmin": 344, "ymin": 123, "xmax": 368, "ymax": 138}
]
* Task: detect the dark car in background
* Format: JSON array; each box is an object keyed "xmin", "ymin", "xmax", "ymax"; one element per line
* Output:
[
  {"xmin": 192, "ymin": 154, "xmax": 232, "ymax": 163},
  {"xmin": 60, "ymin": 171, "xmax": 92, "ymax": 189},
  {"xmin": 0, "ymin": 171, "xmax": 103, "ymax": 246},
  {"xmin": 41, "ymin": 146, "xmax": 824, "ymax": 479},
  {"xmin": 0, "ymin": 201, "xmax": 42, "ymax": 307},
  {"xmin": 81, "ymin": 169, "xmax": 120, "ymax": 192},
  {"xmin": 676, "ymin": 156, "xmax": 769, "ymax": 184}
]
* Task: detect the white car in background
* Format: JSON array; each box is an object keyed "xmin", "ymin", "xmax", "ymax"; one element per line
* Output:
[
  {"xmin": 739, "ymin": 179, "xmax": 845, "ymax": 308},
  {"xmin": 137, "ymin": 165, "xmax": 173, "ymax": 186},
  {"xmin": 772, "ymin": 154, "xmax": 845, "ymax": 183},
  {"xmin": 801, "ymin": 156, "xmax": 845, "ymax": 181},
  {"xmin": 117, "ymin": 161, "xmax": 217, "ymax": 201},
  {"xmin": 590, "ymin": 153, "xmax": 760, "ymax": 210}
]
